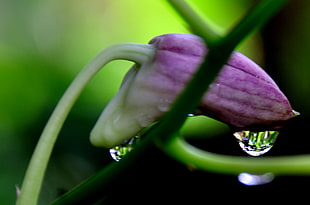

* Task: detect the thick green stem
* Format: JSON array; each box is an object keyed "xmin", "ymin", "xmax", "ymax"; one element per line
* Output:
[{"xmin": 16, "ymin": 43, "xmax": 154, "ymax": 205}]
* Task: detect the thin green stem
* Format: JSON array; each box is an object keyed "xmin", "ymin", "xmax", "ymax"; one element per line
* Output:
[
  {"xmin": 16, "ymin": 43, "xmax": 155, "ymax": 205},
  {"xmin": 167, "ymin": 0, "xmax": 221, "ymax": 45},
  {"xmin": 161, "ymin": 136, "xmax": 310, "ymax": 176},
  {"xmin": 220, "ymin": 0, "xmax": 288, "ymax": 50}
]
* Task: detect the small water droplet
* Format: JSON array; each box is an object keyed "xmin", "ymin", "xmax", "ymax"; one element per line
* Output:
[
  {"xmin": 112, "ymin": 114, "xmax": 122, "ymax": 126},
  {"xmin": 157, "ymin": 98, "xmax": 172, "ymax": 112},
  {"xmin": 109, "ymin": 136, "xmax": 140, "ymax": 161},
  {"xmin": 233, "ymin": 130, "xmax": 279, "ymax": 156},
  {"xmin": 15, "ymin": 185, "xmax": 21, "ymax": 197},
  {"xmin": 137, "ymin": 112, "xmax": 154, "ymax": 127},
  {"xmin": 238, "ymin": 172, "xmax": 274, "ymax": 186}
]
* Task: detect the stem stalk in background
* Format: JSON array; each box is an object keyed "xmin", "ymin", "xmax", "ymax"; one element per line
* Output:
[{"xmin": 167, "ymin": 0, "xmax": 221, "ymax": 45}]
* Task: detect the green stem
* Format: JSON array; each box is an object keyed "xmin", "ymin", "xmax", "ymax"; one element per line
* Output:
[
  {"xmin": 16, "ymin": 43, "xmax": 155, "ymax": 205},
  {"xmin": 220, "ymin": 0, "xmax": 289, "ymax": 51},
  {"xmin": 167, "ymin": 0, "xmax": 221, "ymax": 45},
  {"xmin": 162, "ymin": 136, "xmax": 310, "ymax": 176}
]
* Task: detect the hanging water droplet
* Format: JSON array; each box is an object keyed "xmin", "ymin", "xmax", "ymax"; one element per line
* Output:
[
  {"xmin": 109, "ymin": 136, "xmax": 140, "ymax": 162},
  {"xmin": 15, "ymin": 185, "xmax": 21, "ymax": 197},
  {"xmin": 157, "ymin": 98, "xmax": 172, "ymax": 112},
  {"xmin": 233, "ymin": 130, "xmax": 279, "ymax": 156},
  {"xmin": 238, "ymin": 172, "xmax": 274, "ymax": 186}
]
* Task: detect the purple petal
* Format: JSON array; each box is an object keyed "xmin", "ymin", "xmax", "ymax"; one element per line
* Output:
[
  {"xmin": 91, "ymin": 33, "xmax": 298, "ymax": 147},
  {"xmin": 149, "ymin": 33, "xmax": 297, "ymax": 130}
]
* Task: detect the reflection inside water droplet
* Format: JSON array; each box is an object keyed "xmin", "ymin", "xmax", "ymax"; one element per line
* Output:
[
  {"xmin": 187, "ymin": 113, "xmax": 196, "ymax": 117},
  {"xmin": 109, "ymin": 136, "xmax": 140, "ymax": 162},
  {"xmin": 233, "ymin": 130, "xmax": 279, "ymax": 156},
  {"xmin": 238, "ymin": 172, "xmax": 274, "ymax": 186}
]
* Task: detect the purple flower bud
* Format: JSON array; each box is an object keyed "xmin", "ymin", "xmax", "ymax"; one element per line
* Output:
[
  {"xmin": 199, "ymin": 49, "xmax": 298, "ymax": 131},
  {"xmin": 90, "ymin": 33, "xmax": 297, "ymax": 147}
]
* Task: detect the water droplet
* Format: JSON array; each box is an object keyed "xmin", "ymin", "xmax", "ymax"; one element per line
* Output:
[
  {"xmin": 109, "ymin": 136, "xmax": 140, "ymax": 162},
  {"xmin": 157, "ymin": 98, "xmax": 172, "ymax": 112},
  {"xmin": 15, "ymin": 185, "xmax": 21, "ymax": 197},
  {"xmin": 233, "ymin": 130, "xmax": 279, "ymax": 156},
  {"xmin": 137, "ymin": 112, "xmax": 154, "ymax": 127},
  {"xmin": 238, "ymin": 172, "xmax": 274, "ymax": 186},
  {"xmin": 112, "ymin": 114, "xmax": 122, "ymax": 126}
]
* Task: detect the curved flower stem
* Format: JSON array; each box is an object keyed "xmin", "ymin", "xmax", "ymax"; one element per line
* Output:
[
  {"xmin": 160, "ymin": 135, "xmax": 310, "ymax": 176},
  {"xmin": 16, "ymin": 43, "xmax": 155, "ymax": 205}
]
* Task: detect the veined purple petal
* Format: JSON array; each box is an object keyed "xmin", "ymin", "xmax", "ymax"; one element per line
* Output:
[
  {"xmin": 199, "ymin": 62, "xmax": 296, "ymax": 130},
  {"xmin": 91, "ymin": 33, "xmax": 297, "ymax": 147},
  {"xmin": 149, "ymin": 33, "xmax": 296, "ymax": 130}
]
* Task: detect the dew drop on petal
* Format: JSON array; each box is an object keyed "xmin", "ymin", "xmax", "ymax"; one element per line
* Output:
[
  {"xmin": 109, "ymin": 136, "xmax": 140, "ymax": 162},
  {"xmin": 238, "ymin": 172, "xmax": 274, "ymax": 186},
  {"xmin": 157, "ymin": 98, "xmax": 171, "ymax": 112},
  {"xmin": 137, "ymin": 113, "xmax": 154, "ymax": 127},
  {"xmin": 233, "ymin": 130, "xmax": 279, "ymax": 156}
]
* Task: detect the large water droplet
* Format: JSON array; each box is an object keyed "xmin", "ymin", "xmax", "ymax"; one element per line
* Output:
[
  {"xmin": 233, "ymin": 130, "xmax": 279, "ymax": 156},
  {"xmin": 238, "ymin": 172, "xmax": 274, "ymax": 186},
  {"xmin": 109, "ymin": 136, "xmax": 139, "ymax": 162}
]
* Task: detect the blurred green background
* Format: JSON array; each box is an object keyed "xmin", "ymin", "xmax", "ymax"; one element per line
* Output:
[{"xmin": 1, "ymin": 0, "xmax": 309, "ymax": 204}]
